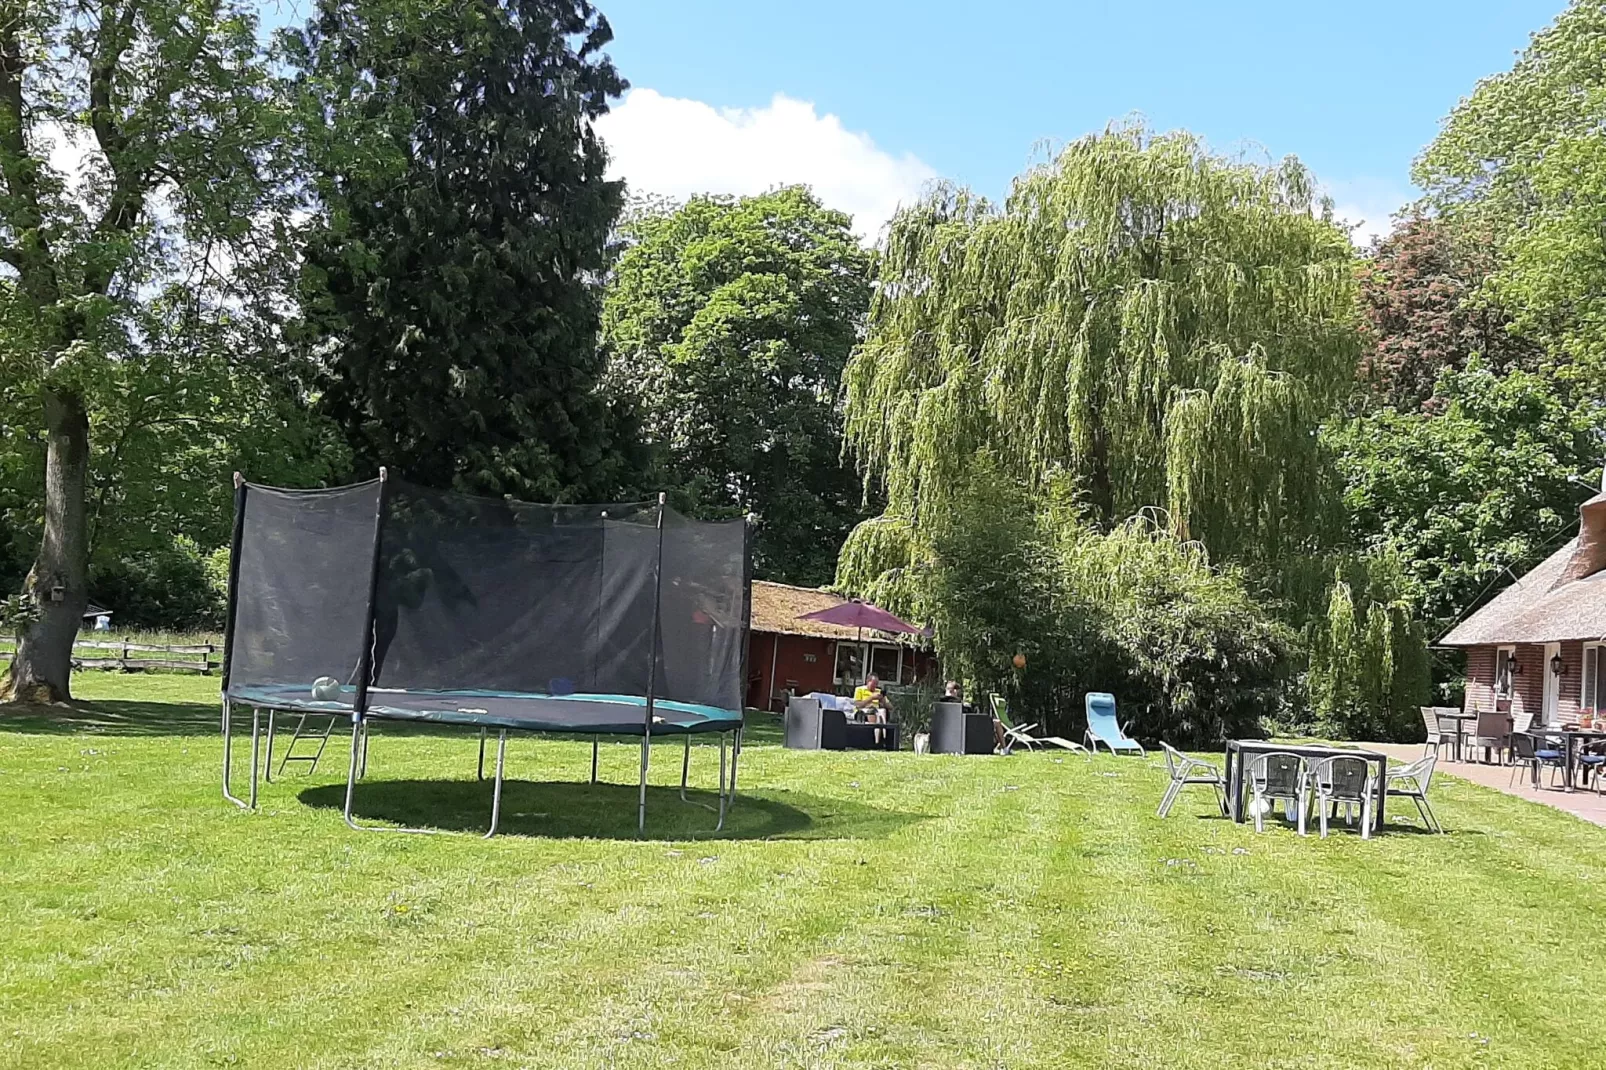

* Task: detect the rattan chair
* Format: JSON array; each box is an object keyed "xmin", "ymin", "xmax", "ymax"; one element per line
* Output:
[
  {"xmin": 1419, "ymin": 706, "xmax": 1444, "ymax": 760},
  {"xmin": 1466, "ymin": 710, "xmax": 1511, "ymax": 765}
]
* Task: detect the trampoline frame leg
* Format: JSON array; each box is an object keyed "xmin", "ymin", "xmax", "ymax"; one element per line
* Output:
[
  {"xmin": 591, "ymin": 739, "xmax": 599, "ymax": 785},
  {"xmin": 342, "ymin": 722, "xmax": 509, "ymax": 837},
  {"xmin": 478, "ymin": 728, "xmax": 487, "ymax": 782},
  {"xmin": 716, "ymin": 731, "xmax": 728, "ymax": 832},
  {"xmin": 264, "ymin": 709, "xmax": 276, "ymax": 783},
  {"xmin": 680, "ymin": 735, "xmax": 692, "ymax": 802},
  {"xmin": 637, "ymin": 733, "xmax": 651, "ymax": 835},
  {"xmin": 221, "ymin": 699, "xmax": 259, "ymax": 811},
  {"xmin": 358, "ymin": 720, "xmax": 369, "ymax": 779}
]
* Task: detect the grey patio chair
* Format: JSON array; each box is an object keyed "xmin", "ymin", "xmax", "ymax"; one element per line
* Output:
[
  {"xmin": 1307, "ymin": 755, "xmax": 1375, "ymax": 839},
  {"xmin": 1385, "ymin": 753, "xmax": 1442, "ymax": 833},
  {"xmin": 1246, "ymin": 752, "xmax": 1309, "ymax": 835},
  {"xmin": 1419, "ymin": 706, "xmax": 1445, "ymax": 760},
  {"xmin": 1157, "ymin": 742, "xmax": 1227, "ymax": 818},
  {"xmin": 1436, "ymin": 713, "xmax": 1466, "ymax": 761},
  {"xmin": 1467, "ymin": 710, "xmax": 1510, "ymax": 765}
]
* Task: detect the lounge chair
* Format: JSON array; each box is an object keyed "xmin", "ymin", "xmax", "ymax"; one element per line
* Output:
[
  {"xmin": 990, "ymin": 694, "xmax": 1087, "ymax": 755},
  {"xmin": 1157, "ymin": 742, "xmax": 1227, "ymax": 817},
  {"xmin": 1084, "ymin": 692, "xmax": 1145, "ymax": 756}
]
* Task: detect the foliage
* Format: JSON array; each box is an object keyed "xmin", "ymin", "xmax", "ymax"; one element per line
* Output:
[
  {"xmin": 1304, "ymin": 556, "xmax": 1431, "ymax": 742},
  {"xmin": 1415, "ymin": 1, "xmax": 1606, "ymax": 383},
  {"xmin": 1, "ymin": 0, "xmax": 296, "ymax": 700},
  {"xmin": 839, "ymin": 456, "xmax": 1291, "ymax": 746},
  {"xmin": 1325, "ymin": 362, "xmax": 1606, "ymax": 632},
  {"xmin": 843, "ymin": 125, "xmax": 1359, "ymax": 566},
  {"xmin": 602, "ymin": 188, "xmax": 874, "ymax": 585},
  {"xmin": 290, "ymin": 0, "xmax": 632, "ymax": 500},
  {"xmin": 1356, "ymin": 214, "xmax": 1538, "ymax": 410},
  {"xmin": 90, "ymin": 535, "xmax": 223, "ymax": 631}
]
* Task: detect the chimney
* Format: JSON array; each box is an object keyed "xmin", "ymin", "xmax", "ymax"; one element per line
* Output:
[{"xmin": 1555, "ymin": 463, "xmax": 1606, "ymax": 587}]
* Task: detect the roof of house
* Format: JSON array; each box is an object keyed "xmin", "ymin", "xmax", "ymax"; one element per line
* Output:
[
  {"xmin": 1438, "ymin": 536, "xmax": 1606, "ymax": 646},
  {"xmin": 749, "ymin": 580, "xmax": 918, "ymax": 642}
]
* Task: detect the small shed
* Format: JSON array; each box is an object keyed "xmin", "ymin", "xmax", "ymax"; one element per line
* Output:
[{"xmin": 744, "ymin": 581, "xmax": 936, "ymax": 710}]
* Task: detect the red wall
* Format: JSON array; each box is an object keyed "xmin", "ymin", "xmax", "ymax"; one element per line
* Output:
[{"xmin": 744, "ymin": 631, "xmax": 938, "ymax": 710}]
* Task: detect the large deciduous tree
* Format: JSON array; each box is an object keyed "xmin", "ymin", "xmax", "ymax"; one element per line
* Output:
[
  {"xmin": 843, "ymin": 126, "xmax": 1359, "ymax": 567},
  {"xmin": 1, "ymin": 1, "xmax": 287, "ymax": 702},
  {"xmin": 601, "ymin": 188, "xmax": 874, "ymax": 585},
  {"xmin": 291, "ymin": 0, "xmax": 630, "ymax": 500},
  {"xmin": 1356, "ymin": 214, "xmax": 1537, "ymax": 411}
]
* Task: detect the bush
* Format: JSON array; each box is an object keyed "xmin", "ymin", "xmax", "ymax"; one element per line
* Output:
[{"xmin": 90, "ymin": 536, "xmax": 225, "ymax": 631}]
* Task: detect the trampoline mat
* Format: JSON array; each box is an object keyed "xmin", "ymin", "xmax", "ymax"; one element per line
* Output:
[{"xmin": 227, "ymin": 683, "xmax": 741, "ymax": 735}]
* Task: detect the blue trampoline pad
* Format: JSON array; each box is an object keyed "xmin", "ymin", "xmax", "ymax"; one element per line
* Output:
[{"xmin": 226, "ymin": 683, "xmax": 742, "ymax": 736}]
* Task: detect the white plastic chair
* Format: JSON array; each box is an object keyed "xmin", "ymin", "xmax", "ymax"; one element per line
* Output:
[
  {"xmin": 1157, "ymin": 743, "xmax": 1227, "ymax": 818},
  {"xmin": 1386, "ymin": 754, "xmax": 1443, "ymax": 832},
  {"xmin": 1246, "ymin": 752, "xmax": 1309, "ymax": 835},
  {"xmin": 1307, "ymin": 755, "xmax": 1376, "ymax": 839}
]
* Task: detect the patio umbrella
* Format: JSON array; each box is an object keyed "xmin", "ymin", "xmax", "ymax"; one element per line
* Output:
[{"xmin": 798, "ymin": 599, "xmax": 923, "ymax": 685}]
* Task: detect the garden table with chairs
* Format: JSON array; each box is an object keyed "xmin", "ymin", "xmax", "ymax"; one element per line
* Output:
[
  {"xmin": 1224, "ymin": 740, "xmax": 1389, "ymax": 834},
  {"xmin": 1527, "ymin": 726, "xmax": 1606, "ymax": 790}
]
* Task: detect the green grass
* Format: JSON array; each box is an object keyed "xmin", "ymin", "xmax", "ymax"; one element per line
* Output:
[{"xmin": 4, "ymin": 675, "xmax": 1606, "ymax": 1068}]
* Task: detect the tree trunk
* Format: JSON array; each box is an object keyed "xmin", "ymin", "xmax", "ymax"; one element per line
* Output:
[{"xmin": 3, "ymin": 389, "xmax": 90, "ymax": 704}]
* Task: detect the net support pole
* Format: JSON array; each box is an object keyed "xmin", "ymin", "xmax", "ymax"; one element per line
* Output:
[
  {"xmin": 221, "ymin": 474, "xmax": 254, "ymax": 809},
  {"xmin": 639, "ymin": 492, "xmax": 667, "ymax": 835},
  {"xmin": 591, "ymin": 739, "xmax": 599, "ymax": 784},
  {"xmin": 350, "ymin": 468, "xmax": 390, "ymax": 772}
]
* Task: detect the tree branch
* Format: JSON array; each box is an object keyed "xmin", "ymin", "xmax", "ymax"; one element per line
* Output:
[{"xmin": 0, "ymin": 18, "xmax": 59, "ymax": 301}]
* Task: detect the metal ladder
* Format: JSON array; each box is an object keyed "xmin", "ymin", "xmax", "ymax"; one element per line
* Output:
[{"xmin": 274, "ymin": 711, "xmax": 340, "ymax": 776}]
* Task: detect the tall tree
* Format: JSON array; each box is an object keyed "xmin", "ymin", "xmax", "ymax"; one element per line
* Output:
[
  {"xmin": 291, "ymin": 0, "xmax": 630, "ymax": 500},
  {"xmin": 1415, "ymin": 1, "xmax": 1606, "ymax": 382},
  {"xmin": 1356, "ymin": 214, "xmax": 1537, "ymax": 410},
  {"xmin": 1, "ymin": 1, "xmax": 288, "ymax": 701},
  {"xmin": 843, "ymin": 126, "xmax": 1358, "ymax": 567},
  {"xmin": 602, "ymin": 188, "xmax": 874, "ymax": 585}
]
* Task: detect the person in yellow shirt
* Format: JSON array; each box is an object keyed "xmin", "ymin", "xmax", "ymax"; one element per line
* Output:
[{"xmin": 853, "ymin": 673, "xmax": 891, "ymax": 743}]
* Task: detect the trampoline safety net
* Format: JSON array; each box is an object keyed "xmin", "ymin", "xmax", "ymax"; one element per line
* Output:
[{"xmin": 224, "ymin": 478, "xmax": 751, "ymax": 732}]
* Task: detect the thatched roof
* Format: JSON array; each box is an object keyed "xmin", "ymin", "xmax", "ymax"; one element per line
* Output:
[
  {"xmin": 1439, "ymin": 536, "xmax": 1606, "ymax": 646},
  {"xmin": 749, "ymin": 581, "xmax": 918, "ymax": 642}
]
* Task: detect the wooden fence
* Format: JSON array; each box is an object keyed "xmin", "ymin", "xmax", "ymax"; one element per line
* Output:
[{"xmin": 0, "ymin": 637, "xmax": 219, "ymax": 675}]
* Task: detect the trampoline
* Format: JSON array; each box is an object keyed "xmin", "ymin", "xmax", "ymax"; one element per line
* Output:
[{"xmin": 219, "ymin": 470, "xmax": 752, "ymax": 835}]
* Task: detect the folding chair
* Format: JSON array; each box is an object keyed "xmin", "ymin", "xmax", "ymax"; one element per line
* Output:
[
  {"xmin": 1084, "ymin": 692, "xmax": 1145, "ymax": 756},
  {"xmin": 990, "ymin": 694, "xmax": 1087, "ymax": 755},
  {"xmin": 1157, "ymin": 742, "xmax": 1227, "ymax": 817}
]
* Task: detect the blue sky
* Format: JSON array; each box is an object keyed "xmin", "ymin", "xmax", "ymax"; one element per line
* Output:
[{"xmin": 267, "ymin": 0, "xmax": 1565, "ymax": 242}]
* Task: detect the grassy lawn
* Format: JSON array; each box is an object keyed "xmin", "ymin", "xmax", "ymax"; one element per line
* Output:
[{"xmin": 4, "ymin": 676, "xmax": 1606, "ymax": 1068}]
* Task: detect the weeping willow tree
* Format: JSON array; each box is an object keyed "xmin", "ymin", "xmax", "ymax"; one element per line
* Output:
[
  {"xmin": 837, "ymin": 126, "xmax": 1428, "ymax": 739},
  {"xmin": 842, "ymin": 125, "xmax": 1358, "ymax": 565}
]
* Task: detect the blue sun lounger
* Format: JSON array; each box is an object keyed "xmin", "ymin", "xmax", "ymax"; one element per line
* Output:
[{"xmin": 1084, "ymin": 692, "xmax": 1145, "ymax": 756}]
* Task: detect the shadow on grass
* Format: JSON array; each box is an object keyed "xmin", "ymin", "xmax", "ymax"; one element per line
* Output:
[
  {"xmin": 0, "ymin": 698, "xmax": 221, "ymax": 736},
  {"xmin": 297, "ymin": 777, "xmax": 923, "ymax": 841}
]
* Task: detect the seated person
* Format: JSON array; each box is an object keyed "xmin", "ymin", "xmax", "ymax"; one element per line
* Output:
[
  {"xmin": 853, "ymin": 674, "xmax": 891, "ymax": 723},
  {"xmin": 945, "ymin": 680, "xmax": 1007, "ymax": 753}
]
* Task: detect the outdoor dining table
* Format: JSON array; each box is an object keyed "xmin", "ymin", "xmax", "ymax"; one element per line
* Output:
[
  {"xmin": 1437, "ymin": 712, "xmax": 1477, "ymax": 762},
  {"xmin": 1527, "ymin": 726, "xmax": 1606, "ymax": 790},
  {"xmin": 1224, "ymin": 740, "xmax": 1389, "ymax": 834}
]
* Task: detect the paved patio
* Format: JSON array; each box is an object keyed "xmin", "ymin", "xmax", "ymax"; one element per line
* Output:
[{"xmin": 1370, "ymin": 742, "xmax": 1606, "ymax": 827}]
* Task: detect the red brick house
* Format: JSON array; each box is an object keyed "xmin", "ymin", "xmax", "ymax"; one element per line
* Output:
[
  {"xmin": 1439, "ymin": 487, "xmax": 1606, "ymax": 725},
  {"xmin": 744, "ymin": 581, "xmax": 938, "ymax": 711}
]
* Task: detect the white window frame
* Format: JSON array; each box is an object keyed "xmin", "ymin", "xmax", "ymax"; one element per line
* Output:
[
  {"xmin": 1494, "ymin": 646, "xmax": 1517, "ymax": 699},
  {"xmin": 1586, "ymin": 642, "xmax": 1604, "ymax": 712}
]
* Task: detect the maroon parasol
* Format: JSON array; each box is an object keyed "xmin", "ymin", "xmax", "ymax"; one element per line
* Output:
[{"xmin": 798, "ymin": 599, "xmax": 921, "ymax": 635}]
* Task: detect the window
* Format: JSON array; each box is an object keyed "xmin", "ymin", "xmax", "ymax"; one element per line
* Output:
[
  {"xmin": 1495, "ymin": 646, "xmax": 1516, "ymax": 698},
  {"xmin": 1586, "ymin": 643, "xmax": 1605, "ymax": 712},
  {"xmin": 833, "ymin": 642, "xmax": 865, "ymax": 686},
  {"xmin": 832, "ymin": 642, "xmax": 905, "ymax": 687},
  {"xmin": 870, "ymin": 644, "xmax": 903, "ymax": 684}
]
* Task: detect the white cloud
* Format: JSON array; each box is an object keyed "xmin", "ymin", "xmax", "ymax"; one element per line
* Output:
[
  {"xmin": 596, "ymin": 89, "xmax": 937, "ymax": 242},
  {"xmin": 1322, "ymin": 177, "xmax": 1416, "ymax": 250}
]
